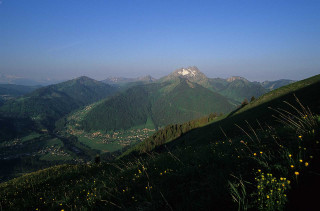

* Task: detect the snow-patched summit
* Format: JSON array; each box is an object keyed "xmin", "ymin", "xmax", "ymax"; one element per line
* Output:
[
  {"xmin": 159, "ymin": 66, "xmax": 210, "ymax": 88},
  {"xmin": 162, "ymin": 66, "xmax": 207, "ymax": 80},
  {"xmin": 177, "ymin": 68, "xmax": 198, "ymax": 77}
]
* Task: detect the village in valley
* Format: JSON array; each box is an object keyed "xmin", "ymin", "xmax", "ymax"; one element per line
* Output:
[{"xmin": 66, "ymin": 126, "xmax": 156, "ymax": 148}]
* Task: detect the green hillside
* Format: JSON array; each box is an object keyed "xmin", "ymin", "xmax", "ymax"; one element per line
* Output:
[
  {"xmin": 0, "ymin": 76, "xmax": 117, "ymax": 130},
  {"xmin": 0, "ymin": 84, "xmax": 40, "ymax": 97},
  {"xmin": 80, "ymin": 84, "xmax": 155, "ymax": 131},
  {"xmin": 0, "ymin": 132, "xmax": 100, "ymax": 182},
  {"xmin": 78, "ymin": 78, "xmax": 234, "ymax": 133},
  {"xmin": 151, "ymin": 79, "xmax": 233, "ymax": 127},
  {"xmin": 219, "ymin": 79, "xmax": 267, "ymax": 103},
  {"xmin": 0, "ymin": 84, "xmax": 41, "ymax": 104},
  {"xmin": 0, "ymin": 74, "xmax": 319, "ymax": 210}
]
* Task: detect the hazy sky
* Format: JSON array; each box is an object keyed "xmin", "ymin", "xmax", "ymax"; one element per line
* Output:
[{"xmin": 0, "ymin": 0, "xmax": 319, "ymax": 81}]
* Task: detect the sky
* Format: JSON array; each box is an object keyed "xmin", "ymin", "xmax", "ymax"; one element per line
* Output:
[{"xmin": 0, "ymin": 0, "xmax": 319, "ymax": 82}]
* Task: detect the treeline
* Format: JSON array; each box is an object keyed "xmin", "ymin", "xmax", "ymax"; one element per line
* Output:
[{"xmin": 124, "ymin": 112, "xmax": 222, "ymax": 155}]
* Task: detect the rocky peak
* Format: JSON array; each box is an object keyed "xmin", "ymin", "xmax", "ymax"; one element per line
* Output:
[
  {"xmin": 175, "ymin": 66, "xmax": 201, "ymax": 78},
  {"xmin": 159, "ymin": 66, "xmax": 209, "ymax": 87},
  {"xmin": 227, "ymin": 76, "xmax": 248, "ymax": 82},
  {"xmin": 137, "ymin": 75, "xmax": 157, "ymax": 82}
]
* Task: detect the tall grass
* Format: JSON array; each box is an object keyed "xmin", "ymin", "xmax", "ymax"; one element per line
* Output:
[{"xmin": 228, "ymin": 96, "xmax": 319, "ymax": 210}]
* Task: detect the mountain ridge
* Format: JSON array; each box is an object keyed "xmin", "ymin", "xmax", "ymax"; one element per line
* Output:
[
  {"xmin": 76, "ymin": 78, "xmax": 234, "ymax": 133},
  {"xmin": 0, "ymin": 76, "xmax": 117, "ymax": 131}
]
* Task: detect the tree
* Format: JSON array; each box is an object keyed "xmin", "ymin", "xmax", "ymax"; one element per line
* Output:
[
  {"xmin": 94, "ymin": 155, "xmax": 101, "ymax": 164},
  {"xmin": 241, "ymin": 99, "xmax": 249, "ymax": 107}
]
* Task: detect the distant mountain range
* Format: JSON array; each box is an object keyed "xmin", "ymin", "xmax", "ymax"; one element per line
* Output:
[
  {"xmin": 0, "ymin": 84, "xmax": 41, "ymax": 105},
  {"xmin": 73, "ymin": 67, "xmax": 289, "ymax": 133},
  {"xmin": 102, "ymin": 75, "xmax": 156, "ymax": 86},
  {"xmin": 0, "ymin": 73, "xmax": 62, "ymax": 86},
  {"xmin": 0, "ymin": 67, "xmax": 295, "ymax": 136},
  {"xmin": 102, "ymin": 66, "xmax": 294, "ymax": 104},
  {"xmin": 261, "ymin": 79, "xmax": 295, "ymax": 90},
  {"xmin": 0, "ymin": 76, "xmax": 117, "ymax": 131}
]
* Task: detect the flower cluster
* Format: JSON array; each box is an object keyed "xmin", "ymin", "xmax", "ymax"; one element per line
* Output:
[{"xmin": 255, "ymin": 170, "xmax": 290, "ymax": 210}]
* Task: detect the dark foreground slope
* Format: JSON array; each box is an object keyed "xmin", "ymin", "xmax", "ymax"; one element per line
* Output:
[{"xmin": 0, "ymin": 75, "xmax": 319, "ymax": 210}]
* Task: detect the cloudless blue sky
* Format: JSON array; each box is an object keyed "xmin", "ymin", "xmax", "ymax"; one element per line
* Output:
[{"xmin": 0, "ymin": 0, "xmax": 319, "ymax": 81}]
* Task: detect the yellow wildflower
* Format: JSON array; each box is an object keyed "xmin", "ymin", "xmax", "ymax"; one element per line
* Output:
[
  {"xmin": 299, "ymin": 159, "xmax": 303, "ymax": 163},
  {"xmin": 253, "ymin": 153, "xmax": 257, "ymax": 156},
  {"xmin": 295, "ymin": 171, "xmax": 299, "ymax": 175},
  {"xmin": 290, "ymin": 165, "xmax": 294, "ymax": 168},
  {"xmin": 289, "ymin": 154, "xmax": 292, "ymax": 157},
  {"xmin": 305, "ymin": 162, "xmax": 309, "ymax": 167}
]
